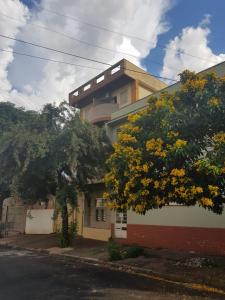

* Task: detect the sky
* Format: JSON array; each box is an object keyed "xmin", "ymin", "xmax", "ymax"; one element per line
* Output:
[{"xmin": 0, "ymin": 0, "xmax": 225, "ymax": 110}]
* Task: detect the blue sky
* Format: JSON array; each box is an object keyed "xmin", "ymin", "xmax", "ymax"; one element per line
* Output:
[
  {"xmin": 1, "ymin": 0, "xmax": 225, "ymax": 109},
  {"xmin": 144, "ymin": 0, "xmax": 225, "ymax": 75}
]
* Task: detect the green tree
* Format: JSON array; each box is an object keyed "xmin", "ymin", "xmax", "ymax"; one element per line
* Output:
[
  {"xmin": 105, "ymin": 71, "xmax": 225, "ymax": 214},
  {"xmin": 0, "ymin": 101, "xmax": 110, "ymax": 246}
]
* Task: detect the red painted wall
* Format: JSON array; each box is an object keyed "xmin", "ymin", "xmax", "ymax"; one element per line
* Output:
[{"xmin": 112, "ymin": 224, "xmax": 225, "ymax": 256}]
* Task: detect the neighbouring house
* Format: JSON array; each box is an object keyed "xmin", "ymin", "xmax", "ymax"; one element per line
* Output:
[
  {"xmin": 69, "ymin": 59, "xmax": 166, "ymax": 241},
  {"xmin": 1, "ymin": 196, "xmax": 56, "ymax": 235},
  {"xmin": 69, "ymin": 59, "xmax": 225, "ymax": 255}
]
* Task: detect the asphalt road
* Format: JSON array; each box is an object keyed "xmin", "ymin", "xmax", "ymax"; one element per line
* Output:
[{"xmin": 0, "ymin": 246, "xmax": 222, "ymax": 300}]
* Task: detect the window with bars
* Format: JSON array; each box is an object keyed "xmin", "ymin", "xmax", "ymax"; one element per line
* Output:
[{"xmin": 96, "ymin": 208, "xmax": 106, "ymax": 222}]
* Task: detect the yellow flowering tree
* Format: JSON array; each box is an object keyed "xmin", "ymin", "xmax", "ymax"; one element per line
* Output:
[{"xmin": 105, "ymin": 71, "xmax": 225, "ymax": 214}]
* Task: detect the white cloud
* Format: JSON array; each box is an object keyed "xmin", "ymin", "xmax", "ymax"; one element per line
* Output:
[
  {"xmin": 0, "ymin": 0, "xmax": 173, "ymax": 110},
  {"xmin": 161, "ymin": 16, "xmax": 225, "ymax": 81},
  {"xmin": 0, "ymin": 0, "xmax": 28, "ymax": 95}
]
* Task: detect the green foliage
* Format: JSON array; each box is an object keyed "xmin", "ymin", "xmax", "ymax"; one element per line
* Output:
[
  {"xmin": 0, "ymin": 101, "xmax": 110, "ymax": 246},
  {"xmin": 105, "ymin": 71, "xmax": 225, "ymax": 214},
  {"xmin": 57, "ymin": 221, "xmax": 78, "ymax": 248},
  {"xmin": 107, "ymin": 240, "xmax": 122, "ymax": 261},
  {"xmin": 107, "ymin": 240, "xmax": 144, "ymax": 261}
]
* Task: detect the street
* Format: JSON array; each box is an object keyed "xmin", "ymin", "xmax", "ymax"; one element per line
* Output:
[{"xmin": 0, "ymin": 246, "xmax": 222, "ymax": 300}]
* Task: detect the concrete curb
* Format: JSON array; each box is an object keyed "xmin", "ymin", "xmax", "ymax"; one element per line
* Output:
[{"xmin": 2, "ymin": 243, "xmax": 225, "ymax": 297}]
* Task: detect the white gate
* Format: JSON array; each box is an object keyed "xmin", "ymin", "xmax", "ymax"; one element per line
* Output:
[
  {"xmin": 25, "ymin": 209, "xmax": 54, "ymax": 234},
  {"xmin": 114, "ymin": 211, "xmax": 127, "ymax": 238}
]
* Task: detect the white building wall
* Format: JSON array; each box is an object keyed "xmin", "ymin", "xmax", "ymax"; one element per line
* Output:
[{"xmin": 127, "ymin": 205, "xmax": 225, "ymax": 228}]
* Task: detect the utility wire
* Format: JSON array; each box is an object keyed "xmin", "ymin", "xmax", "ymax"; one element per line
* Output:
[
  {"xmin": 0, "ymin": 13, "xmax": 139, "ymax": 59},
  {"xmin": 0, "ymin": 13, "xmax": 183, "ymax": 73},
  {"xmin": 38, "ymin": 5, "xmax": 220, "ymax": 65},
  {"xmin": 0, "ymin": 33, "xmax": 112, "ymax": 67},
  {"xmin": 0, "ymin": 48, "xmax": 104, "ymax": 71},
  {"xmin": 0, "ymin": 33, "xmax": 178, "ymax": 82}
]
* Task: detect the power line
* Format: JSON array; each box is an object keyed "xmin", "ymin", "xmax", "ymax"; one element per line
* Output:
[
  {"xmin": 0, "ymin": 13, "xmax": 139, "ymax": 59},
  {"xmin": 0, "ymin": 13, "xmax": 183, "ymax": 73},
  {"xmin": 0, "ymin": 33, "xmax": 112, "ymax": 67},
  {"xmin": 0, "ymin": 33, "xmax": 178, "ymax": 82},
  {"xmin": 0, "ymin": 47, "xmax": 177, "ymax": 83},
  {"xmin": 0, "ymin": 48, "xmax": 104, "ymax": 71},
  {"xmin": 38, "ymin": 5, "xmax": 220, "ymax": 65}
]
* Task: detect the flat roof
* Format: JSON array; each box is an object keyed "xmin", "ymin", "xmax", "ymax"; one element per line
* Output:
[{"xmin": 69, "ymin": 58, "xmax": 166, "ymax": 107}]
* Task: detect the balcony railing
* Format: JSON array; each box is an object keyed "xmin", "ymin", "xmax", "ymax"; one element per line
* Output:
[
  {"xmin": 85, "ymin": 102, "xmax": 119, "ymax": 124},
  {"xmin": 69, "ymin": 61, "xmax": 124, "ymax": 105}
]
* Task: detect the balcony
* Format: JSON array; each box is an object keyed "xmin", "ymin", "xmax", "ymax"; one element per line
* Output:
[{"xmin": 85, "ymin": 102, "xmax": 119, "ymax": 124}]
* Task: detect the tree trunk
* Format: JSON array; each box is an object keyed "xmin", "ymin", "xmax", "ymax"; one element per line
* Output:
[{"xmin": 61, "ymin": 199, "xmax": 69, "ymax": 248}]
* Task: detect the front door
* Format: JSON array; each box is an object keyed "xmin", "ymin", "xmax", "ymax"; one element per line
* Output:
[{"xmin": 114, "ymin": 211, "xmax": 127, "ymax": 238}]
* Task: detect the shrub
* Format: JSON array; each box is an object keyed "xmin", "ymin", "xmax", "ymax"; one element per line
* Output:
[{"xmin": 107, "ymin": 240, "xmax": 122, "ymax": 261}]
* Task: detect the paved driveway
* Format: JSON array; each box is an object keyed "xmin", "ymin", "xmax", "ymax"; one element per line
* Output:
[{"xmin": 0, "ymin": 246, "xmax": 222, "ymax": 300}]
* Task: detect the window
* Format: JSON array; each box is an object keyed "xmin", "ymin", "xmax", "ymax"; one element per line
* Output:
[
  {"xmin": 83, "ymin": 83, "xmax": 91, "ymax": 91},
  {"xmin": 111, "ymin": 65, "xmax": 121, "ymax": 75},
  {"xmin": 119, "ymin": 89, "xmax": 128, "ymax": 106},
  {"xmin": 116, "ymin": 211, "xmax": 127, "ymax": 224},
  {"xmin": 73, "ymin": 90, "xmax": 79, "ymax": 96},
  {"xmin": 96, "ymin": 208, "xmax": 106, "ymax": 222},
  {"xmin": 96, "ymin": 198, "xmax": 107, "ymax": 222},
  {"xmin": 96, "ymin": 75, "xmax": 105, "ymax": 84}
]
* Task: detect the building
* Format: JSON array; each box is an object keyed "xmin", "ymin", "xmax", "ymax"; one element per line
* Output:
[
  {"xmin": 69, "ymin": 59, "xmax": 225, "ymax": 255},
  {"xmin": 1, "ymin": 196, "xmax": 56, "ymax": 235},
  {"xmin": 69, "ymin": 59, "xmax": 166, "ymax": 241}
]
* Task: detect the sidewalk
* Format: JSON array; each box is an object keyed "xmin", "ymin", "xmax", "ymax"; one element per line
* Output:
[{"xmin": 1, "ymin": 234, "xmax": 225, "ymax": 295}]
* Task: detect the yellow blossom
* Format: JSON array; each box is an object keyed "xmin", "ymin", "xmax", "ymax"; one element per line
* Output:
[
  {"xmin": 141, "ymin": 178, "xmax": 151, "ymax": 187},
  {"xmin": 208, "ymin": 97, "xmax": 221, "ymax": 107},
  {"xmin": 199, "ymin": 197, "xmax": 213, "ymax": 207},
  {"xmin": 212, "ymin": 132, "xmax": 225, "ymax": 144},
  {"xmin": 167, "ymin": 131, "xmax": 179, "ymax": 138},
  {"xmin": 128, "ymin": 193, "xmax": 137, "ymax": 202},
  {"xmin": 154, "ymin": 180, "xmax": 160, "ymax": 189},
  {"xmin": 154, "ymin": 196, "xmax": 165, "ymax": 206},
  {"xmin": 135, "ymin": 204, "xmax": 145, "ymax": 213},
  {"xmin": 183, "ymin": 78, "xmax": 206, "ymax": 91},
  {"xmin": 141, "ymin": 189, "xmax": 150, "ymax": 196},
  {"xmin": 146, "ymin": 138, "xmax": 162, "ymax": 151},
  {"xmin": 107, "ymin": 201, "xmax": 117, "ymax": 209},
  {"xmin": 128, "ymin": 113, "xmax": 141, "ymax": 123},
  {"xmin": 118, "ymin": 133, "xmax": 137, "ymax": 143},
  {"xmin": 142, "ymin": 164, "xmax": 149, "ymax": 173},
  {"xmin": 191, "ymin": 186, "xmax": 203, "ymax": 195},
  {"xmin": 174, "ymin": 139, "xmax": 187, "ymax": 148},
  {"xmin": 208, "ymin": 185, "xmax": 219, "ymax": 197},
  {"xmin": 170, "ymin": 168, "xmax": 186, "ymax": 177},
  {"xmin": 146, "ymin": 138, "xmax": 166, "ymax": 157},
  {"xmin": 155, "ymin": 99, "xmax": 166, "ymax": 109},
  {"xmin": 159, "ymin": 179, "xmax": 168, "ymax": 190},
  {"xmin": 171, "ymin": 177, "xmax": 178, "ymax": 185},
  {"xmin": 120, "ymin": 124, "xmax": 141, "ymax": 133},
  {"xmin": 103, "ymin": 192, "xmax": 110, "ymax": 199}
]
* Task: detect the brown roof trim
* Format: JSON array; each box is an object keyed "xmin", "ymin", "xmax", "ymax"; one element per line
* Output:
[{"xmin": 69, "ymin": 59, "xmax": 126, "ymax": 106}]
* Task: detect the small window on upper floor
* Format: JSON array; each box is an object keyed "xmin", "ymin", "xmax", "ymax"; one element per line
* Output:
[{"xmin": 119, "ymin": 89, "xmax": 128, "ymax": 107}]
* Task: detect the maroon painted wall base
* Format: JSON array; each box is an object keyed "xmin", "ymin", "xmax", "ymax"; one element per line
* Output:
[{"xmin": 112, "ymin": 224, "xmax": 225, "ymax": 256}]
